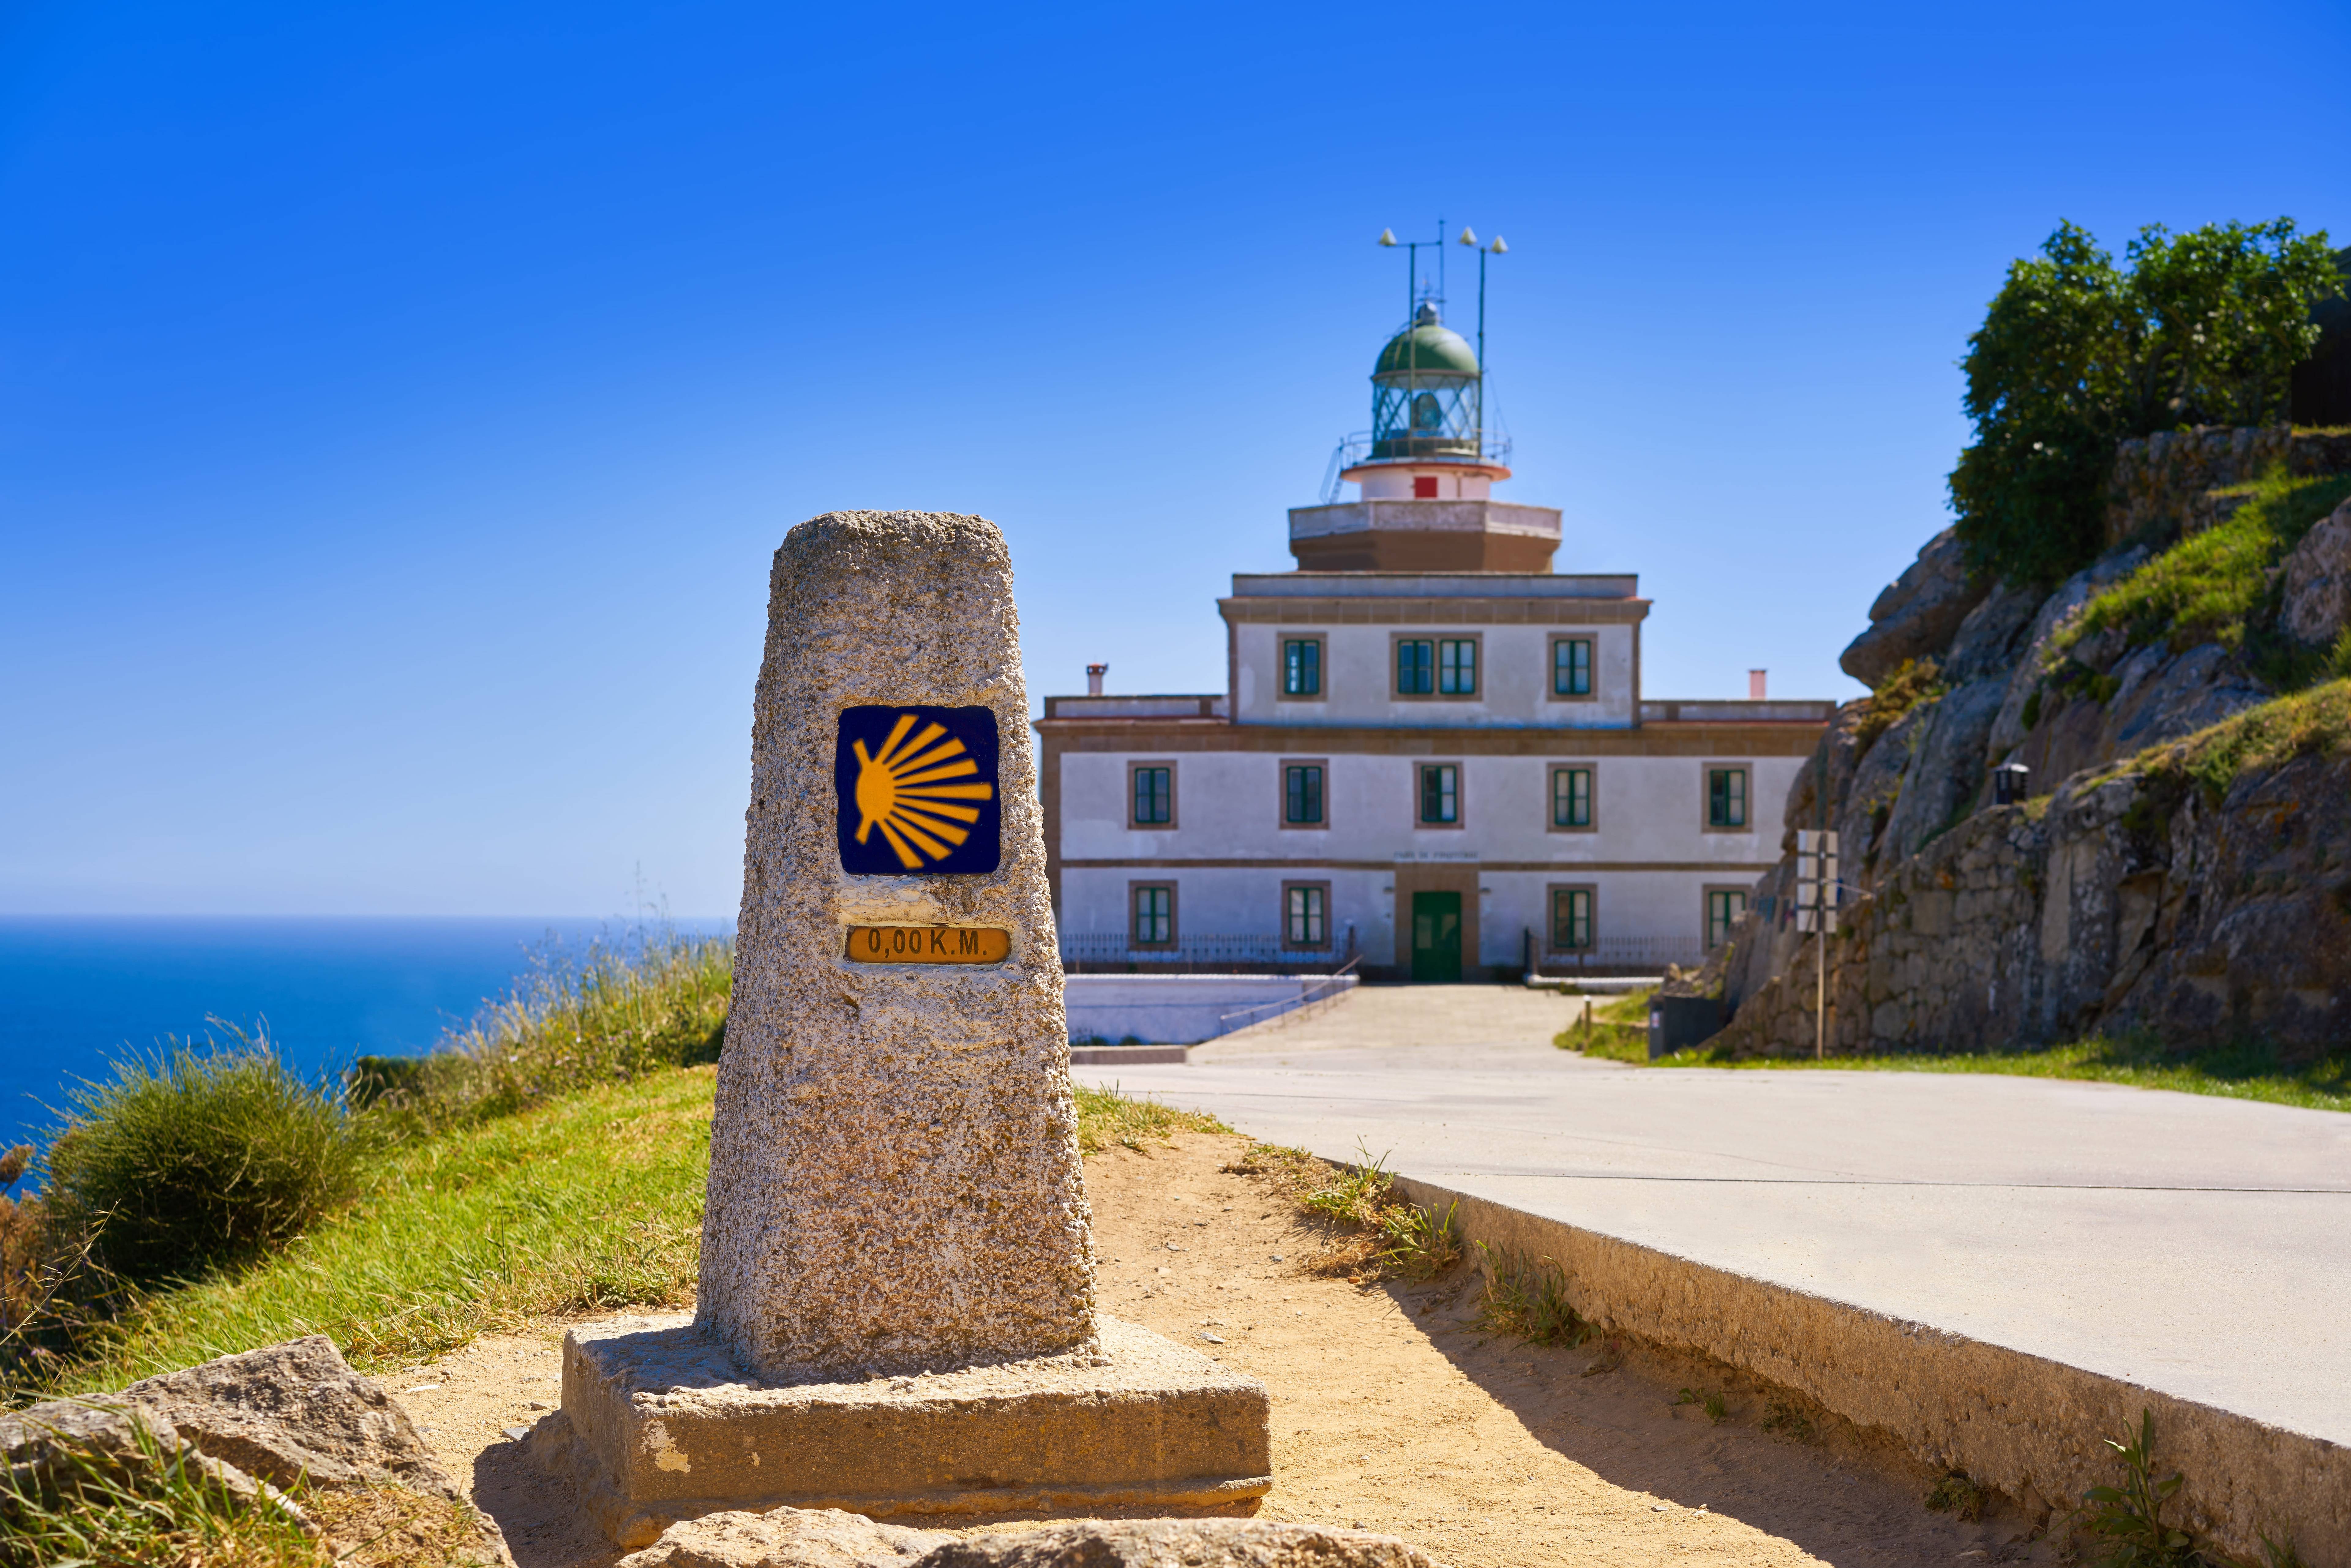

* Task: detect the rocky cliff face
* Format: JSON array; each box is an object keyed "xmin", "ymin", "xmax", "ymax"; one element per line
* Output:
[
  {"xmin": 1718, "ymin": 722, "xmax": 2351, "ymax": 1059},
  {"xmin": 1704, "ymin": 431, "xmax": 2351, "ymax": 1057}
]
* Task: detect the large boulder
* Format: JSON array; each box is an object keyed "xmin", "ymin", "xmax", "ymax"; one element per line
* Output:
[
  {"xmin": 115, "ymin": 1334, "xmax": 465, "ymax": 1503},
  {"xmin": 1939, "ymin": 579, "xmax": 2044, "ymax": 684},
  {"xmin": 0, "ymin": 1398, "xmax": 286, "ymax": 1518},
  {"xmin": 0, "ymin": 1336, "xmax": 510, "ymax": 1564},
  {"xmin": 921, "ymin": 1522, "xmax": 1442, "ymax": 1568},
  {"xmin": 1777, "ymin": 698, "xmax": 1870, "ymax": 854},
  {"xmin": 2013, "ymin": 641, "xmax": 2271, "ymax": 793},
  {"xmin": 2282, "ymin": 498, "xmax": 2351, "ymax": 649},
  {"xmin": 1839, "ymin": 528, "xmax": 1988, "ymax": 689},
  {"xmin": 617, "ymin": 1506, "xmax": 950, "ymax": 1567},
  {"xmin": 1836, "ymin": 700, "xmax": 1934, "ymax": 881},
  {"xmin": 1985, "ymin": 546, "xmax": 2151, "ymax": 765},
  {"xmin": 618, "ymin": 1512, "xmax": 1443, "ymax": 1568},
  {"xmin": 1876, "ymin": 676, "xmax": 2007, "ymax": 868}
]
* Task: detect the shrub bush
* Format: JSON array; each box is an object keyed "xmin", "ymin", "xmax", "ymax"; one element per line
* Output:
[
  {"xmin": 1950, "ymin": 218, "xmax": 2341, "ymax": 584},
  {"xmin": 44, "ymin": 1027, "xmax": 365, "ymax": 1286}
]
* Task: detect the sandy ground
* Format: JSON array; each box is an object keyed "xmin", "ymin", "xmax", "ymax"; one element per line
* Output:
[{"xmin": 398, "ymin": 1130, "xmax": 2052, "ymax": 1567}]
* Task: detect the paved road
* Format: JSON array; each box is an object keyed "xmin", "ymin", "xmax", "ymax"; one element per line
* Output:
[{"xmin": 1078, "ymin": 985, "xmax": 2351, "ymax": 1448}]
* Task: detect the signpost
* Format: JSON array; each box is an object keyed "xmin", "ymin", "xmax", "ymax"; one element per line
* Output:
[{"xmin": 1795, "ymin": 829, "xmax": 1840, "ymax": 1060}]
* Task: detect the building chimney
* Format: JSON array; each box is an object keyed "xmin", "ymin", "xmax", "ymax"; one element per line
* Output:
[
  {"xmin": 1086, "ymin": 663, "xmax": 1107, "ymax": 697},
  {"xmin": 1749, "ymin": 669, "xmax": 1767, "ymax": 700}
]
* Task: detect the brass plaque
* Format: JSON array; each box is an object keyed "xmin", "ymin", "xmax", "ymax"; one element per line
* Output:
[{"xmin": 844, "ymin": 925, "xmax": 1012, "ymax": 965}]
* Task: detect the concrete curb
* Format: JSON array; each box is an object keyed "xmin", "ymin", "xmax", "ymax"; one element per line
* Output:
[{"xmin": 1388, "ymin": 1174, "xmax": 2351, "ymax": 1567}]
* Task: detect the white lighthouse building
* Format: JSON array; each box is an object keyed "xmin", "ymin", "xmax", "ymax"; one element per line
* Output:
[{"xmin": 1037, "ymin": 270, "xmax": 1832, "ymax": 982}]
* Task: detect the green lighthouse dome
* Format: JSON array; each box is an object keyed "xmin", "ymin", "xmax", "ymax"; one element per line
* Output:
[{"xmin": 1373, "ymin": 301, "xmax": 1479, "ymax": 380}]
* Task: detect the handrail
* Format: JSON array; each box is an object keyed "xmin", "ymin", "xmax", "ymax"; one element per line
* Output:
[
  {"xmin": 1214, "ymin": 956, "xmax": 1362, "ymax": 1035},
  {"xmin": 1329, "ymin": 430, "xmax": 1513, "ymax": 467}
]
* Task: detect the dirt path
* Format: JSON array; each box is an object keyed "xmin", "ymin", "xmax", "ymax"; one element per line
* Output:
[{"xmin": 399, "ymin": 1130, "xmax": 2048, "ymax": 1567}]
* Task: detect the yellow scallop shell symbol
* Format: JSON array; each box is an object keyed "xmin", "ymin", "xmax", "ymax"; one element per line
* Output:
[{"xmin": 852, "ymin": 713, "xmax": 995, "ymax": 870}]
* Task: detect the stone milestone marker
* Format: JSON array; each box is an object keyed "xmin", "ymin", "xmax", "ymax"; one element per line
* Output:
[{"xmin": 541, "ymin": 512, "xmax": 1270, "ymax": 1548}]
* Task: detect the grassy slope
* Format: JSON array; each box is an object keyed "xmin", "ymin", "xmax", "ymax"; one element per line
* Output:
[
  {"xmin": 1561, "ymin": 1002, "xmax": 2351, "ymax": 1112},
  {"xmin": 1632, "ymin": 1037, "xmax": 2351, "ymax": 1113},
  {"xmin": 2056, "ymin": 467, "xmax": 2351, "ymax": 679},
  {"xmin": 54, "ymin": 1074, "xmax": 1224, "ymax": 1396},
  {"xmin": 60, "ymin": 1068, "xmax": 715, "ymax": 1394}
]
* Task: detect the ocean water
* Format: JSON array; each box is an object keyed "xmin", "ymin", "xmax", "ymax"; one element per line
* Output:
[{"xmin": 0, "ymin": 916, "xmax": 733, "ymax": 1151}]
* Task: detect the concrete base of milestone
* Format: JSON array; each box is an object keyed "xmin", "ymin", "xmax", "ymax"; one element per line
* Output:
[{"xmin": 530, "ymin": 1312, "xmax": 1273, "ymax": 1550}]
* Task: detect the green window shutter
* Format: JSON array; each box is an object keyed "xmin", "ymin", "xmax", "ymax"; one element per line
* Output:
[
  {"xmin": 1135, "ymin": 767, "xmax": 1172, "ymax": 825},
  {"xmin": 1284, "ymin": 639, "xmax": 1321, "ymax": 697},
  {"xmin": 1552, "ymin": 888, "xmax": 1592, "ymax": 950},
  {"xmin": 1555, "ymin": 638, "xmax": 1592, "ymax": 696},
  {"xmin": 1285, "ymin": 765, "xmax": 1324, "ymax": 825},
  {"xmin": 1397, "ymin": 639, "xmax": 1434, "ymax": 695},
  {"xmin": 1553, "ymin": 767, "xmax": 1591, "ymax": 828},
  {"xmin": 1708, "ymin": 769, "xmax": 1747, "ymax": 828},
  {"xmin": 1133, "ymin": 885, "xmax": 1172, "ymax": 945},
  {"xmin": 1286, "ymin": 886, "xmax": 1326, "ymax": 945},
  {"xmin": 1420, "ymin": 764, "xmax": 1457, "ymax": 823}
]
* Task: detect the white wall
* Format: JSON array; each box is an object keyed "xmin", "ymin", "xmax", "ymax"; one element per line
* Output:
[
  {"xmin": 1057, "ymin": 750, "xmax": 1801, "ymax": 965},
  {"xmin": 1232, "ymin": 622, "xmax": 1637, "ymax": 728}
]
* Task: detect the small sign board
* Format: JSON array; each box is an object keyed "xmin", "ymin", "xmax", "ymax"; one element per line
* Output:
[
  {"xmin": 1794, "ymin": 829, "xmax": 1841, "ymax": 933},
  {"xmin": 834, "ymin": 705, "xmax": 1001, "ymax": 875},
  {"xmin": 844, "ymin": 925, "xmax": 1013, "ymax": 965}
]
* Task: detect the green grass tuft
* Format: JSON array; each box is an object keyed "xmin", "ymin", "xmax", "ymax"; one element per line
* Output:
[
  {"xmin": 1853, "ymin": 657, "xmax": 1948, "ymax": 753},
  {"xmin": 1223, "ymin": 1140, "xmax": 1462, "ymax": 1283},
  {"xmin": 0, "ymin": 1412, "xmax": 319, "ymax": 1568},
  {"xmin": 2057, "ymin": 467, "xmax": 2351, "ymax": 672},
  {"xmin": 44, "ymin": 1026, "xmax": 368, "ymax": 1288},
  {"xmin": 2152, "ymin": 676, "xmax": 2351, "ymax": 802},
  {"xmin": 1072, "ymin": 1083, "xmax": 1229, "ymax": 1155},
  {"xmin": 1925, "ymin": 1470, "xmax": 1987, "ymax": 1522},
  {"xmin": 1475, "ymin": 1244, "xmax": 1591, "ymax": 1347},
  {"xmin": 1556, "ymin": 988, "xmax": 1655, "ymax": 1064}
]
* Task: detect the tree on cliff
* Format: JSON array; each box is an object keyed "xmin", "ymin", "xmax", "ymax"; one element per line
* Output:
[{"xmin": 1949, "ymin": 219, "xmax": 2342, "ymax": 585}]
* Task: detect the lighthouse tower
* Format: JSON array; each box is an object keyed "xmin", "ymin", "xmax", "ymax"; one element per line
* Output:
[{"xmin": 1288, "ymin": 300, "xmax": 1562, "ymax": 572}]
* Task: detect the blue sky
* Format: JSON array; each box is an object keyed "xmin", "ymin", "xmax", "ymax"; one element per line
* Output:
[{"xmin": 3, "ymin": 0, "xmax": 2345, "ymax": 917}]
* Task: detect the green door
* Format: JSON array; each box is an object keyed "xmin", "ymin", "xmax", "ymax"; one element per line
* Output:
[{"xmin": 1410, "ymin": 891, "xmax": 1463, "ymax": 983}]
